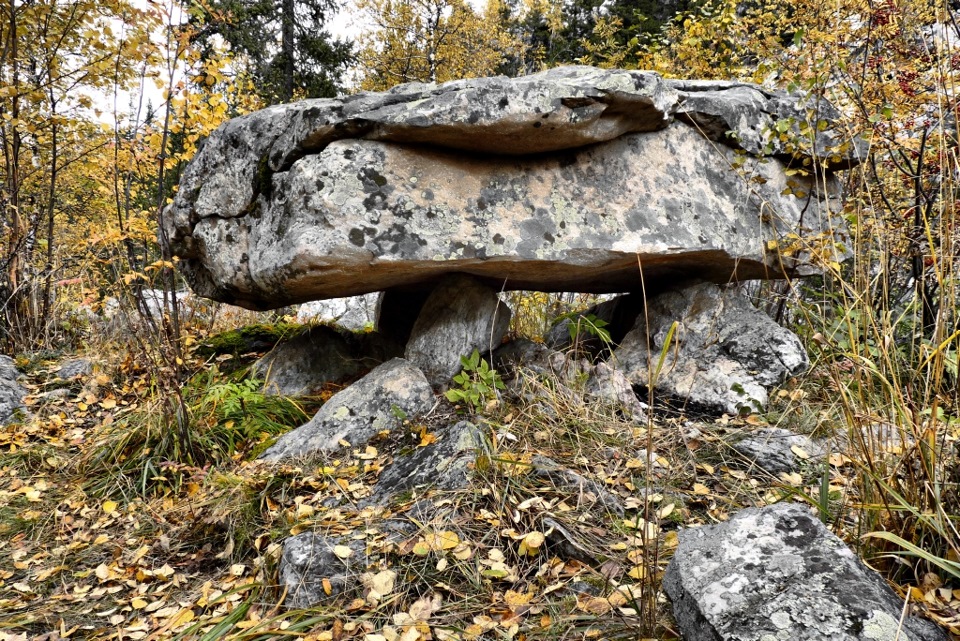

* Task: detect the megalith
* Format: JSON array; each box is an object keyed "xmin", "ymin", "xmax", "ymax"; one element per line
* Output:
[{"xmin": 163, "ymin": 66, "xmax": 857, "ymax": 310}]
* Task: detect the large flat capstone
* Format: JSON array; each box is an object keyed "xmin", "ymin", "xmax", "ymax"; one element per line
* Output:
[{"xmin": 164, "ymin": 66, "xmax": 856, "ymax": 310}]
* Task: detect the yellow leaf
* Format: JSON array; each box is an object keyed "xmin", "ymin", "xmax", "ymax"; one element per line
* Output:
[
  {"xmin": 627, "ymin": 565, "xmax": 646, "ymax": 580},
  {"xmin": 100, "ymin": 398, "xmax": 117, "ymax": 410},
  {"xmin": 663, "ymin": 531, "xmax": 679, "ymax": 549},
  {"xmin": 412, "ymin": 541, "xmax": 431, "ymax": 556},
  {"xmin": 168, "ymin": 608, "xmax": 195, "ymax": 628},
  {"xmin": 364, "ymin": 570, "xmax": 396, "ymax": 596},
  {"xmin": 419, "ymin": 431, "xmax": 437, "ymax": 447},
  {"xmin": 577, "ymin": 596, "xmax": 612, "ymax": 615},
  {"xmin": 779, "ymin": 472, "xmax": 803, "ymax": 486},
  {"xmin": 692, "ymin": 483, "xmax": 711, "ymax": 495},
  {"xmin": 622, "ymin": 517, "xmax": 660, "ymax": 540},
  {"xmin": 131, "ymin": 597, "xmax": 148, "ymax": 609},
  {"xmin": 333, "ymin": 545, "xmax": 353, "ymax": 559},
  {"xmin": 790, "ymin": 444, "xmax": 810, "ymax": 460},
  {"xmin": 431, "ymin": 531, "xmax": 460, "ymax": 551},
  {"xmin": 322, "ymin": 578, "xmax": 333, "ymax": 596},
  {"xmin": 519, "ymin": 531, "xmax": 545, "ymax": 556},
  {"xmin": 504, "ymin": 590, "xmax": 533, "ymax": 607}
]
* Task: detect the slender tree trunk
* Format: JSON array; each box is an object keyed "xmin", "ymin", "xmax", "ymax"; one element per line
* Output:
[
  {"xmin": 3, "ymin": 0, "xmax": 25, "ymax": 349},
  {"xmin": 40, "ymin": 100, "xmax": 59, "ymax": 327},
  {"xmin": 281, "ymin": 0, "xmax": 295, "ymax": 101}
]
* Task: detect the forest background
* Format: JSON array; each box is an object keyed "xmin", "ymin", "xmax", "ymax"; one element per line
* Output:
[{"xmin": 1, "ymin": 0, "xmax": 960, "ymax": 638}]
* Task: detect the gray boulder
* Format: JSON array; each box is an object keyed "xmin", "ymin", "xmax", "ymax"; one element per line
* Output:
[
  {"xmin": 295, "ymin": 293, "xmax": 382, "ymax": 330},
  {"xmin": 733, "ymin": 427, "xmax": 828, "ymax": 475},
  {"xmin": 164, "ymin": 66, "xmax": 852, "ymax": 310},
  {"xmin": 279, "ymin": 533, "xmax": 367, "ymax": 608},
  {"xmin": 405, "ymin": 274, "xmax": 511, "ymax": 387},
  {"xmin": 614, "ymin": 282, "xmax": 808, "ymax": 414},
  {"xmin": 260, "ymin": 358, "xmax": 434, "ymax": 460},
  {"xmin": 0, "ymin": 356, "xmax": 26, "ymax": 425},
  {"xmin": 664, "ymin": 502, "xmax": 947, "ymax": 641},
  {"xmin": 57, "ymin": 358, "xmax": 93, "ymax": 380},
  {"xmin": 253, "ymin": 325, "xmax": 402, "ymax": 396},
  {"xmin": 369, "ymin": 420, "xmax": 483, "ymax": 505}
]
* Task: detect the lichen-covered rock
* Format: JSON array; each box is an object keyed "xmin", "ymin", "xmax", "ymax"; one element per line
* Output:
[
  {"xmin": 404, "ymin": 274, "xmax": 511, "ymax": 387},
  {"xmin": 279, "ymin": 533, "xmax": 368, "ymax": 608},
  {"xmin": 0, "ymin": 356, "xmax": 27, "ymax": 425},
  {"xmin": 260, "ymin": 358, "xmax": 433, "ymax": 460},
  {"xmin": 614, "ymin": 282, "xmax": 808, "ymax": 414},
  {"xmin": 369, "ymin": 420, "xmax": 483, "ymax": 505},
  {"xmin": 253, "ymin": 325, "xmax": 401, "ymax": 396},
  {"xmin": 164, "ymin": 66, "xmax": 854, "ymax": 310},
  {"xmin": 664, "ymin": 502, "xmax": 947, "ymax": 641},
  {"xmin": 733, "ymin": 427, "xmax": 828, "ymax": 474}
]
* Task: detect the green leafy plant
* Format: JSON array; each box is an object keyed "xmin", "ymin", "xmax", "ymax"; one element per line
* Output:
[
  {"xmin": 567, "ymin": 313, "xmax": 612, "ymax": 346},
  {"xmin": 445, "ymin": 349, "xmax": 505, "ymax": 413}
]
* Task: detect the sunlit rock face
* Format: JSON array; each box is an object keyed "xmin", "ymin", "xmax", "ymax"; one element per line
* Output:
[{"xmin": 164, "ymin": 65, "xmax": 859, "ymax": 310}]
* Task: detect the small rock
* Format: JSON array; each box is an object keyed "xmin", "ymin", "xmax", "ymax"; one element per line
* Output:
[
  {"xmin": 369, "ymin": 420, "xmax": 483, "ymax": 505},
  {"xmin": 404, "ymin": 274, "xmax": 511, "ymax": 388},
  {"xmin": 279, "ymin": 533, "xmax": 367, "ymax": 608},
  {"xmin": 0, "ymin": 356, "xmax": 27, "ymax": 425},
  {"xmin": 57, "ymin": 358, "xmax": 93, "ymax": 380},
  {"xmin": 733, "ymin": 427, "xmax": 828, "ymax": 475},
  {"xmin": 584, "ymin": 362, "xmax": 647, "ymax": 421},
  {"xmin": 254, "ymin": 325, "xmax": 401, "ymax": 396},
  {"xmin": 259, "ymin": 358, "xmax": 434, "ymax": 460},
  {"xmin": 664, "ymin": 502, "xmax": 947, "ymax": 641}
]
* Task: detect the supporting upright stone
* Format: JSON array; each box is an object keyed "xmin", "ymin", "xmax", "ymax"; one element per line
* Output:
[
  {"xmin": 614, "ymin": 282, "xmax": 808, "ymax": 413},
  {"xmin": 404, "ymin": 274, "xmax": 511, "ymax": 388}
]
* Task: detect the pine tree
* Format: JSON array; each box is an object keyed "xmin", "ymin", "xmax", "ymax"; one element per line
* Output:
[{"xmin": 189, "ymin": 0, "xmax": 354, "ymax": 104}]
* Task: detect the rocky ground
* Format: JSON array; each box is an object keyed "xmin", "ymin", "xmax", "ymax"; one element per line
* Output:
[{"xmin": 1, "ymin": 301, "xmax": 958, "ymax": 640}]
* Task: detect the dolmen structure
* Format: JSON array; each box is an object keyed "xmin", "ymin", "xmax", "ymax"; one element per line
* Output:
[
  {"xmin": 164, "ymin": 65, "xmax": 859, "ymax": 416},
  {"xmin": 161, "ymin": 66, "xmax": 950, "ymax": 640}
]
